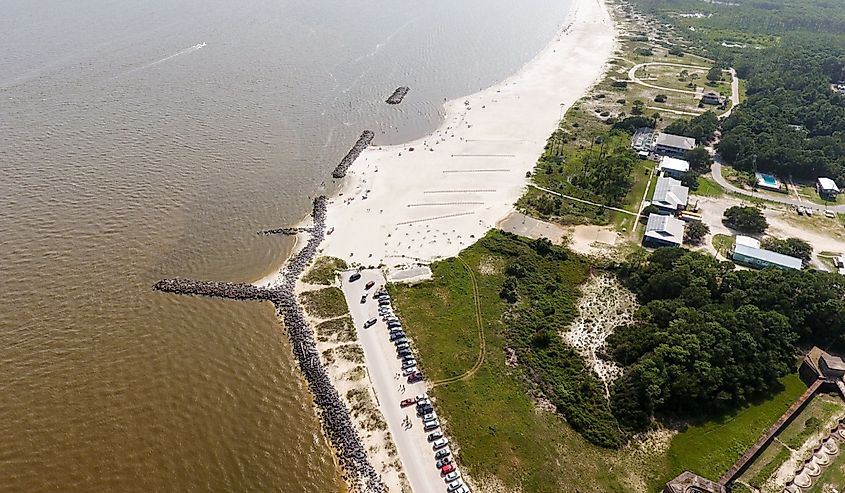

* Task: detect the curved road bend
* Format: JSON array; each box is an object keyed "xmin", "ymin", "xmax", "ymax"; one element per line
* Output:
[
  {"xmin": 340, "ymin": 270, "xmax": 446, "ymax": 493},
  {"xmin": 627, "ymin": 62, "xmax": 740, "ymax": 118},
  {"xmin": 710, "ymin": 158, "xmax": 845, "ymax": 212}
]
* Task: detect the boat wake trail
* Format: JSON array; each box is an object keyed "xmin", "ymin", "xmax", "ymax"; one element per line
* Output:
[{"xmin": 121, "ymin": 42, "xmax": 207, "ymax": 76}]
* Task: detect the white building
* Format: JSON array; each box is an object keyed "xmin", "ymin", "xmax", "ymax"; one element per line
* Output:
[
  {"xmin": 817, "ymin": 177, "xmax": 840, "ymax": 200},
  {"xmin": 657, "ymin": 156, "xmax": 691, "ymax": 178},
  {"xmin": 653, "ymin": 132, "xmax": 696, "ymax": 157},
  {"xmin": 735, "ymin": 235, "xmax": 761, "ymax": 249},
  {"xmin": 643, "ymin": 214, "xmax": 685, "ymax": 248},
  {"xmin": 652, "ymin": 176, "xmax": 689, "ymax": 213}
]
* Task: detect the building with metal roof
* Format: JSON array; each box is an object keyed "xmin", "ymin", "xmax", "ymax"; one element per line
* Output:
[
  {"xmin": 653, "ymin": 132, "xmax": 696, "ymax": 157},
  {"xmin": 652, "ymin": 176, "xmax": 689, "ymax": 213},
  {"xmin": 817, "ymin": 177, "xmax": 840, "ymax": 200},
  {"xmin": 731, "ymin": 243, "xmax": 802, "ymax": 270},
  {"xmin": 658, "ymin": 156, "xmax": 690, "ymax": 178},
  {"xmin": 643, "ymin": 213, "xmax": 685, "ymax": 248}
]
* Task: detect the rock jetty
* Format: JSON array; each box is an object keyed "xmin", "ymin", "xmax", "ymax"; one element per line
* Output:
[
  {"xmin": 257, "ymin": 227, "xmax": 312, "ymax": 236},
  {"xmin": 153, "ymin": 279, "xmax": 273, "ymax": 301},
  {"xmin": 153, "ymin": 196, "xmax": 385, "ymax": 493},
  {"xmin": 385, "ymin": 86, "xmax": 410, "ymax": 104},
  {"xmin": 332, "ymin": 130, "xmax": 375, "ymax": 179}
]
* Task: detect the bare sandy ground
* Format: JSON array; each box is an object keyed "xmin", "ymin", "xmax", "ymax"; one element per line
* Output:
[{"xmin": 319, "ymin": 0, "xmax": 617, "ymax": 271}]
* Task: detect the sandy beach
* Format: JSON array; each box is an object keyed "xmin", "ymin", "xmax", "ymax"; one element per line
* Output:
[
  {"xmin": 319, "ymin": 0, "xmax": 616, "ymax": 271},
  {"xmin": 255, "ymin": 0, "xmax": 618, "ymax": 490}
]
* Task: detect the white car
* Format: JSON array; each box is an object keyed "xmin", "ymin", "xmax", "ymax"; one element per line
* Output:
[
  {"xmin": 432, "ymin": 438, "xmax": 448, "ymax": 450},
  {"xmin": 402, "ymin": 366, "xmax": 418, "ymax": 376},
  {"xmin": 445, "ymin": 471, "xmax": 461, "ymax": 482},
  {"xmin": 447, "ymin": 479, "xmax": 464, "ymax": 492}
]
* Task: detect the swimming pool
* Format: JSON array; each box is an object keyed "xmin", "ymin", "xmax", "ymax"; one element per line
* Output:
[{"xmin": 756, "ymin": 173, "xmax": 780, "ymax": 189}]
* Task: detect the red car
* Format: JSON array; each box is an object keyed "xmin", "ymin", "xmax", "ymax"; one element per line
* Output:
[
  {"xmin": 407, "ymin": 372, "xmax": 423, "ymax": 384},
  {"xmin": 365, "ymin": 280, "xmax": 376, "ymax": 290},
  {"xmin": 441, "ymin": 464, "xmax": 455, "ymax": 474},
  {"xmin": 400, "ymin": 398, "xmax": 416, "ymax": 408}
]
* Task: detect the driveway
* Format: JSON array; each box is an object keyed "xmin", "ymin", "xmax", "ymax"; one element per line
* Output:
[{"xmin": 340, "ymin": 270, "xmax": 449, "ymax": 493}]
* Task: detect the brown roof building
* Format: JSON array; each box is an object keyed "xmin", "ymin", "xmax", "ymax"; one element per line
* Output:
[{"xmin": 663, "ymin": 471, "xmax": 726, "ymax": 493}]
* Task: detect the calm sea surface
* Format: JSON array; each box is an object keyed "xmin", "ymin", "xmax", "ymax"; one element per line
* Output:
[{"xmin": 0, "ymin": 0, "xmax": 572, "ymax": 490}]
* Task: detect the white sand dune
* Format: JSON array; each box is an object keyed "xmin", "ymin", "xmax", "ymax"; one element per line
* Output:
[{"xmin": 320, "ymin": 0, "xmax": 616, "ymax": 271}]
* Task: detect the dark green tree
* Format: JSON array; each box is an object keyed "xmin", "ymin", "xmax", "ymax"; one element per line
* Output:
[
  {"xmin": 684, "ymin": 221, "xmax": 710, "ymax": 244},
  {"xmin": 723, "ymin": 206, "xmax": 768, "ymax": 234}
]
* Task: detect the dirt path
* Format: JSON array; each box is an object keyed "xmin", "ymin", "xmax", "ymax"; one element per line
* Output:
[{"xmin": 431, "ymin": 255, "xmax": 486, "ymax": 387}]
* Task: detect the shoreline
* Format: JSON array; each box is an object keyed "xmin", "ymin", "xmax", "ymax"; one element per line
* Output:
[
  {"xmin": 318, "ymin": 0, "xmax": 617, "ymax": 272},
  {"xmin": 255, "ymin": 0, "xmax": 618, "ymax": 490}
]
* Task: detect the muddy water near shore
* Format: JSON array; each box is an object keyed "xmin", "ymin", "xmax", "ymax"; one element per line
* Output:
[{"xmin": 0, "ymin": 0, "xmax": 572, "ymax": 490}]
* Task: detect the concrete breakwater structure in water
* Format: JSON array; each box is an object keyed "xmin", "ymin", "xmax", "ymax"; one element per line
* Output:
[
  {"xmin": 152, "ymin": 196, "xmax": 385, "ymax": 493},
  {"xmin": 385, "ymin": 86, "xmax": 410, "ymax": 104},
  {"xmin": 332, "ymin": 130, "xmax": 375, "ymax": 179}
]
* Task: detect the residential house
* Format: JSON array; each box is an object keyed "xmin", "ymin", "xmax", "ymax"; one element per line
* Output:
[
  {"xmin": 643, "ymin": 213, "xmax": 685, "ymax": 248},
  {"xmin": 657, "ymin": 156, "xmax": 690, "ymax": 178},
  {"xmin": 652, "ymin": 132, "xmax": 696, "ymax": 157},
  {"xmin": 817, "ymin": 177, "xmax": 840, "ymax": 200},
  {"xmin": 701, "ymin": 91, "xmax": 724, "ymax": 105},
  {"xmin": 651, "ymin": 176, "xmax": 689, "ymax": 214},
  {"xmin": 731, "ymin": 243, "xmax": 802, "ymax": 270}
]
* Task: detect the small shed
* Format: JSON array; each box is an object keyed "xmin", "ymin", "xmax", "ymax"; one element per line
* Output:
[{"xmin": 817, "ymin": 177, "xmax": 840, "ymax": 199}]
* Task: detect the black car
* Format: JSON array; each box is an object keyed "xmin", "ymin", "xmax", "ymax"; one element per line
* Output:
[
  {"xmin": 397, "ymin": 349, "xmax": 412, "ymax": 358},
  {"xmin": 417, "ymin": 406, "xmax": 433, "ymax": 416},
  {"xmin": 389, "ymin": 332, "xmax": 405, "ymax": 341},
  {"xmin": 349, "ymin": 272, "xmax": 362, "ymax": 282}
]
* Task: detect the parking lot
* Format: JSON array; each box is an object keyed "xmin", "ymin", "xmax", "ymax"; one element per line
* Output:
[{"xmin": 340, "ymin": 270, "xmax": 470, "ymax": 493}]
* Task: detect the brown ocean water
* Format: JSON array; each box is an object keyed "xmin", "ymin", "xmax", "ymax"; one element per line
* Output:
[{"xmin": 0, "ymin": 0, "xmax": 572, "ymax": 490}]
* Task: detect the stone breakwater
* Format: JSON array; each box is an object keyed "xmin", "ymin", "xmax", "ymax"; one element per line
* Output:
[
  {"xmin": 385, "ymin": 86, "xmax": 410, "ymax": 104},
  {"xmin": 332, "ymin": 130, "xmax": 375, "ymax": 179},
  {"xmin": 257, "ymin": 227, "xmax": 312, "ymax": 236},
  {"xmin": 153, "ymin": 196, "xmax": 385, "ymax": 493},
  {"xmin": 153, "ymin": 279, "xmax": 274, "ymax": 300}
]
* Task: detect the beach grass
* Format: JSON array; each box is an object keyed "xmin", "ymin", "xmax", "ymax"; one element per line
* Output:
[
  {"xmin": 303, "ymin": 256, "xmax": 349, "ymax": 285},
  {"xmin": 315, "ymin": 316, "xmax": 356, "ymax": 343},
  {"xmin": 300, "ymin": 287, "xmax": 349, "ymax": 319}
]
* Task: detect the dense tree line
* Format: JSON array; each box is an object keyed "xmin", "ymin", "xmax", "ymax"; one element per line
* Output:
[
  {"xmin": 719, "ymin": 35, "xmax": 845, "ymax": 182},
  {"xmin": 664, "ymin": 111, "xmax": 719, "ymax": 144},
  {"xmin": 484, "ymin": 232, "xmax": 624, "ymax": 447},
  {"xmin": 608, "ymin": 249, "xmax": 845, "ymax": 432}
]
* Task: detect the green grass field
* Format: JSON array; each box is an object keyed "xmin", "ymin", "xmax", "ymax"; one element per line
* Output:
[
  {"xmin": 662, "ymin": 374, "xmax": 806, "ymax": 482},
  {"xmin": 299, "ymin": 287, "xmax": 349, "ymax": 319},
  {"xmin": 712, "ymin": 233, "xmax": 735, "ymax": 256},
  {"xmin": 388, "ymin": 231, "xmax": 815, "ymax": 492},
  {"xmin": 694, "ymin": 176, "xmax": 724, "ymax": 198}
]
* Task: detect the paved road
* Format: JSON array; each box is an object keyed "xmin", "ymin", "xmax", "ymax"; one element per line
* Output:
[
  {"xmin": 710, "ymin": 157, "xmax": 845, "ymax": 212},
  {"xmin": 340, "ymin": 270, "xmax": 449, "ymax": 493}
]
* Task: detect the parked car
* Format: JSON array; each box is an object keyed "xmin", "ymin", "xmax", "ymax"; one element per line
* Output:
[
  {"xmin": 393, "ymin": 338, "xmax": 408, "ymax": 347},
  {"xmin": 389, "ymin": 332, "xmax": 405, "ymax": 341},
  {"xmin": 434, "ymin": 447, "xmax": 450, "ymax": 460},
  {"xmin": 417, "ymin": 405, "xmax": 433, "ymax": 416},
  {"xmin": 378, "ymin": 299, "xmax": 390, "ymax": 306},
  {"xmin": 349, "ymin": 272, "xmax": 361, "ymax": 282},
  {"xmin": 440, "ymin": 463, "xmax": 455, "ymax": 474},
  {"xmin": 435, "ymin": 457, "xmax": 452, "ymax": 469},
  {"xmin": 447, "ymin": 480, "xmax": 465, "ymax": 492},
  {"xmin": 395, "ymin": 341, "xmax": 410, "ymax": 350},
  {"xmin": 401, "ymin": 360, "xmax": 416, "ymax": 370},
  {"xmin": 415, "ymin": 397, "xmax": 430, "ymax": 406},
  {"xmin": 422, "ymin": 413, "xmax": 437, "ymax": 423},
  {"xmin": 365, "ymin": 280, "xmax": 375, "ymax": 290},
  {"xmin": 444, "ymin": 471, "xmax": 461, "ymax": 482},
  {"xmin": 453, "ymin": 486, "xmax": 469, "ymax": 493},
  {"xmin": 401, "ymin": 354, "xmax": 415, "ymax": 362},
  {"xmin": 423, "ymin": 420, "xmax": 440, "ymax": 431},
  {"xmin": 363, "ymin": 318, "xmax": 377, "ymax": 328},
  {"xmin": 400, "ymin": 398, "xmax": 416, "ymax": 408},
  {"xmin": 427, "ymin": 431, "xmax": 443, "ymax": 442},
  {"xmin": 402, "ymin": 366, "xmax": 418, "ymax": 376},
  {"xmin": 408, "ymin": 372, "xmax": 423, "ymax": 383}
]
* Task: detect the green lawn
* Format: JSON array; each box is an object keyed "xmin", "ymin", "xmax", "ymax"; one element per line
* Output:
[
  {"xmin": 694, "ymin": 176, "xmax": 724, "ymax": 198},
  {"xmin": 712, "ymin": 234, "xmax": 735, "ymax": 256},
  {"xmin": 303, "ymin": 256, "xmax": 348, "ymax": 285},
  {"xmin": 662, "ymin": 373, "xmax": 806, "ymax": 482}
]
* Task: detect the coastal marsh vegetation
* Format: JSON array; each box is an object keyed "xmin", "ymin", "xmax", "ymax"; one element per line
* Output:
[
  {"xmin": 389, "ymin": 231, "xmax": 824, "ymax": 491},
  {"xmin": 300, "ymin": 287, "xmax": 349, "ymax": 319},
  {"xmin": 315, "ymin": 316, "xmax": 356, "ymax": 343}
]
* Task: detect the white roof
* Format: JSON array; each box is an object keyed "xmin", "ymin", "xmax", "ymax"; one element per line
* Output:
[
  {"xmin": 654, "ymin": 132, "xmax": 696, "ymax": 151},
  {"xmin": 818, "ymin": 177, "xmax": 839, "ymax": 192},
  {"xmin": 733, "ymin": 244, "xmax": 802, "ymax": 270},
  {"xmin": 735, "ymin": 235, "xmax": 760, "ymax": 249},
  {"xmin": 652, "ymin": 176, "xmax": 689, "ymax": 210},
  {"xmin": 658, "ymin": 156, "xmax": 690, "ymax": 173},
  {"xmin": 644, "ymin": 214, "xmax": 684, "ymax": 245}
]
